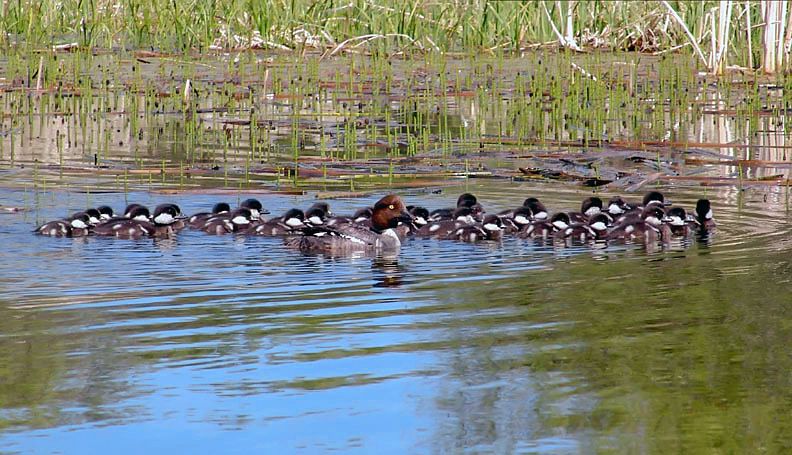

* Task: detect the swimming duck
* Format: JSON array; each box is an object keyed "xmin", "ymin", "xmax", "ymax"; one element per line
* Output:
[
  {"xmin": 248, "ymin": 208, "xmax": 306, "ymax": 236},
  {"xmin": 93, "ymin": 204, "xmax": 181, "ymax": 239},
  {"xmin": 662, "ymin": 207, "xmax": 697, "ymax": 237},
  {"xmin": 284, "ymin": 194, "xmax": 413, "ymax": 254},
  {"xmin": 96, "ymin": 205, "xmax": 115, "ymax": 221},
  {"xmin": 415, "ymin": 206, "xmax": 476, "ymax": 239},
  {"xmin": 304, "ymin": 205, "xmax": 329, "ymax": 226},
  {"xmin": 240, "ymin": 198, "xmax": 269, "ymax": 221},
  {"xmin": 522, "ymin": 197, "xmax": 549, "ymax": 220},
  {"xmin": 187, "ymin": 202, "xmax": 231, "ymax": 228},
  {"xmin": 569, "ymin": 197, "xmax": 603, "ymax": 223},
  {"xmin": 430, "ymin": 193, "xmax": 484, "ymax": 222},
  {"xmin": 34, "ymin": 211, "xmax": 92, "ymax": 237},
  {"xmin": 517, "ymin": 212, "xmax": 571, "ymax": 240},
  {"xmin": 451, "ymin": 214, "xmax": 504, "ymax": 242},
  {"xmin": 695, "ymin": 199, "xmax": 716, "ymax": 231},
  {"xmin": 202, "ymin": 208, "xmax": 253, "ymax": 235},
  {"xmin": 606, "ymin": 196, "xmax": 632, "ymax": 216}
]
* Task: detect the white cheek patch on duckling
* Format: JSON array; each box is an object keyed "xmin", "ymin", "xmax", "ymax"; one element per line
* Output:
[
  {"xmin": 286, "ymin": 218, "xmax": 304, "ymax": 227},
  {"xmin": 354, "ymin": 216, "xmax": 369, "ymax": 223},
  {"xmin": 429, "ymin": 224, "xmax": 441, "ymax": 232},
  {"xmin": 705, "ymin": 209, "xmax": 713, "ymax": 220},
  {"xmin": 133, "ymin": 214, "xmax": 149, "ymax": 221},
  {"xmin": 534, "ymin": 211, "xmax": 548, "ymax": 220},
  {"xmin": 646, "ymin": 216, "xmax": 661, "ymax": 226},
  {"xmin": 71, "ymin": 219, "xmax": 88, "ymax": 229},
  {"xmin": 584, "ymin": 207, "xmax": 601, "ymax": 217},
  {"xmin": 591, "ymin": 221, "xmax": 607, "ymax": 231},
  {"xmin": 669, "ymin": 216, "xmax": 684, "ymax": 226},
  {"xmin": 484, "ymin": 223, "xmax": 501, "ymax": 231},
  {"xmin": 308, "ymin": 216, "xmax": 323, "ymax": 225},
  {"xmin": 250, "ymin": 209, "xmax": 261, "ymax": 220},
  {"xmin": 607, "ymin": 204, "xmax": 624, "ymax": 215},
  {"xmin": 100, "ymin": 214, "xmax": 112, "ymax": 220},
  {"xmin": 232, "ymin": 216, "xmax": 250, "ymax": 225},
  {"xmin": 414, "ymin": 217, "xmax": 427, "ymax": 226},
  {"xmin": 154, "ymin": 212, "xmax": 174, "ymax": 225},
  {"xmin": 89, "ymin": 216, "xmax": 101, "ymax": 225},
  {"xmin": 514, "ymin": 215, "xmax": 531, "ymax": 225},
  {"xmin": 552, "ymin": 220, "xmax": 568, "ymax": 230}
]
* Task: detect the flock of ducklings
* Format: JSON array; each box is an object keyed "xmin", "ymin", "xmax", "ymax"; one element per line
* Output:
[{"xmin": 34, "ymin": 191, "xmax": 715, "ymax": 249}]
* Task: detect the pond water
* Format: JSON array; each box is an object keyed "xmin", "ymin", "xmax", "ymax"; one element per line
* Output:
[{"xmin": 2, "ymin": 180, "xmax": 791, "ymax": 453}]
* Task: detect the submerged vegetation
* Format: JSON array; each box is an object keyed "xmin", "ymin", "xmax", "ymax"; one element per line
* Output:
[{"xmin": 0, "ymin": 1, "xmax": 790, "ymax": 194}]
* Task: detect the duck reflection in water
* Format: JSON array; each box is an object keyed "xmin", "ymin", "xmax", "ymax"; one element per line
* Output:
[{"xmin": 372, "ymin": 255, "xmax": 406, "ymax": 288}]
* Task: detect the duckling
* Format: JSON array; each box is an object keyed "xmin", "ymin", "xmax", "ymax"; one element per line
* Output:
[
  {"xmin": 187, "ymin": 202, "xmax": 231, "ymax": 228},
  {"xmin": 304, "ymin": 205, "xmax": 329, "ymax": 226},
  {"xmin": 587, "ymin": 213, "xmax": 613, "ymax": 240},
  {"xmin": 34, "ymin": 212, "xmax": 92, "ymax": 237},
  {"xmin": 96, "ymin": 205, "xmax": 115, "ymax": 221},
  {"xmin": 416, "ymin": 207, "xmax": 476, "ymax": 239},
  {"xmin": 517, "ymin": 212, "xmax": 570, "ymax": 239},
  {"xmin": 248, "ymin": 209, "xmax": 306, "ymax": 236},
  {"xmin": 663, "ymin": 207, "xmax": 697, "ymax": 237},
  {"xmin": 430, "ymin": 193, "xmax": 484, "ymax": 222},
  {"xmin": 451, "ymin": 214, "xmax": 504, "ymax": 242},
  {"xmin": 93, "ymin": 204, "xmax": 180, "ymax": 239},
  {"xmin": 605, "ymin": 196, "xmax": 632, "ymax": 216},
  {"xmin": 240, "ymin": 198, "xmax": 269, "ymax": 221},
  {"xmin": 569, "ymin": 197, "xmax": 603, "ymax": 223},
  {"xmin": 522, "ymin": 197, "xmax": 549, "ymax": 220},
  {"xmin": 202, "ymin": 208, "xmax": 253, "ymax": 235},
  {"xmin": 695, "ymin": 199, "xmax": 716, "ymax": 231}
]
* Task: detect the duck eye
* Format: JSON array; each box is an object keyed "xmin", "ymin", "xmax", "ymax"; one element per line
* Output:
[{"xmin": 388, "ymin": 204, "xmax": 394, "ymax": 210}]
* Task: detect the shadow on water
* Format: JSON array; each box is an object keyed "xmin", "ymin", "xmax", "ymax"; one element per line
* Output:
[{"xmin": 0, "ymin": 180, "xmax": 791, "ymax": 452}]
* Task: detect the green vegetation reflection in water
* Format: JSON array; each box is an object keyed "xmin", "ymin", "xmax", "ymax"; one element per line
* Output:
[{"xmin": 428, "ymin": 247, "xmax": 792, "ymax": 453}]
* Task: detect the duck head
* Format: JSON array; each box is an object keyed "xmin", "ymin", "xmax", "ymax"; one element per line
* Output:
[
  {"xmin": 523, "ymin": 198, "xmax": 548, "ymax": 220},
  {"xmin": 408, "ymin": 206, "xmax": 429, "ymax": 226},
  {"xmin": 581, "ymin": 197, "xmax": 603, "ymax": 217},
  {"xmin": 695, "ymin": 199, "xmax": 713, "ymax": 222},
  {"xmin": 607, "ymin": 196, "xmax": 630, "ymax": 215},
  {"xmin": 241, "ymin": 198, "xmax": 268, "ymax": 220},
  {"xmin": 457, "ymin": 193, "xmax": 478, "ymax": 208},
  {"xmin": 353, "ymin": 207, "xmax": 373, "ymax": 222},
  {"xmin": 308, "ymin": 202, "xmax": 332, "ymax": 217},
  {"xmin": 663, "ymin": 207, "xmax": 687, "ymax": 226},
  {"xmin": 551, "ymin": 212, "xmax": 571, "ymax": 231},
  {"xmin": 83, "ymin": 208, "xmax": 102, "ymax": 225},
  {"xmin": 124, "ymin": 203, "xmax": 147, "ymax": 218},
  {"xmin": 229, "ymin": 208, "xmax": 253, "ymax": 227},
  {"xmin": 371, "ymin": 195, "xmax": 412, "ymax": 232},
  {"xmin": 68, "ymin": 212, "xmax": 91, "ymax": 229},
  {"xmin": 282, "ymin": 208, "xmax": 306, "ymax": 228},
  {"xmin": 305, "ymin": 206, "xmax": 328, "ymax": 226},
  {"xmin": 482, "ymin": 214, "xmax": 503, "ymax": 232},
  {"xmin": 127, "ymin": 206, "xmax": 151, "ymax": 221},
  {"xmin": 642, "ymin": 191, "xmax": 666, "ymax": 206},
  {"xmin": 588, "ymin": 213, "xmax": 612, "ymax": 234},
  {"xmin": 96, "ymin": 205, "xmax": 114, "ymax": 221},
  {"xmin": 212, "ymin": 202, "xmax": 231, "ymax": 214},
  {"xmin": 152, "ymin": 204, "xmax": 184, "ymax": 225},
  {"xmin": 512, "ymin": 206, "xmax": 534, "ymax": 226}
]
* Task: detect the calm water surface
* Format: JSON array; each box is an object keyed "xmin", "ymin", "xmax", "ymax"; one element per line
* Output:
[{"xmin": 1, "ymin": 181, "xmax": 792, "ymax": 453}]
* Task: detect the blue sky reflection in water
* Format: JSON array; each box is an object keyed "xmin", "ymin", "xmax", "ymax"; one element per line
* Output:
[{"xmin": 1, "ymin": 181, "xmax": 792, "ymax": 453}]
